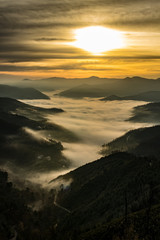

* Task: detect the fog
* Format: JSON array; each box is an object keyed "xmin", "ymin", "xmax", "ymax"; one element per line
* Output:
[
  {"xmin": 27, "ymin": 169, "xmax": 74, "ymax": 189},
  {"xmin": 24, "ymin": 94, "xmax": 152, "ymax": 173},
  {"xmin": 23, "ymin": 127, "xmax": 49, "ymax": 142}
]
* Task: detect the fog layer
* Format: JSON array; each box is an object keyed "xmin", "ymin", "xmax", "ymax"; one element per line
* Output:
[{"xmin": 24, "ymin": 94, "xmax": 152, "ymax": 170}]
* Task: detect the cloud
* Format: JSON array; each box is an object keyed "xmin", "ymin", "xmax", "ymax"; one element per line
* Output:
[
  {"xmin": 31, "ymin": 97, "xmax": 151, "ymax": 168},
  {"xmin": 1, "ymin": 95, "xmax": 155, "ymax": 187},
  {"xmin": 22, "ymin": 127, "xmax": 49, "ymax": 142},
  {"xmin": 26, "ymin": 169, "xmax": 74, "ymax": 188},
  {"xmin": 0, "ymin": 0, "xmax": 159, "ymax": 76},
  {"xmin": 35, "ymin": 37, "xmax": 74, "ymax": 42},
  {"xmin": 49, "ymin": 177, "xmax": 73, "ymax": 190},
  {"xmin": 0, "ymin": 53, "xmax": 160, "ymax": 73}
]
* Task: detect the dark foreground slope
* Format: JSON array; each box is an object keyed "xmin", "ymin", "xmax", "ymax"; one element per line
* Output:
[
  {"xmin": 0, "ymin": 169, "xmax": 59, "ymax": 240},
  {"xmin": 0, "ymin": 84, "xmax": 50, "ymax": 99},
  {"xmin": 78, "ymin": 205, "xmax": 160, "ymax": 240},
  {"xmin": 1, "ymin": 151, "xmax": 160, "ymax": 240},
  {"xmin": 0, "ymin": 98, "xmax": 79, "ymax": 173},
  {"xmin": 50, "ymin": 152, "xmax": 160, "ymax": 240}
]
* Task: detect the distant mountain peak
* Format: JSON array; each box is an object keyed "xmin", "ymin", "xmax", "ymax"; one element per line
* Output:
[
  {"xmin": 124, "ymin": 76, "xmax": 152, "ymax": 81},
  {"xmin": 88, "ymin": 76, "xmax": 99, "ymax": 79},
  {"xmin": 23, "ymin": 78, "xmax": 32, "ymax": 81},
  {"xmin": 124, "ymin": 76, "xmax": 144, "ymax": 80}
]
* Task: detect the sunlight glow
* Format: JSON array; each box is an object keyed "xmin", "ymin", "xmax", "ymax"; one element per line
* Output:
[{"xmin": 70, "ymin": 26, "xmax": 125, "ymax": 55}]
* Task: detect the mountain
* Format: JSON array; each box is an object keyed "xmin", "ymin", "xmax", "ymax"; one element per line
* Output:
[
  {"xmin": 4, "ymin": 76, "xmax": 160, "ymax": 98},
  {"xmin": 78, "ymin": 204, "xmax": 160, "ymax": 240},
  {"xmin": 58, "ymin": 84, "xmax": 108, "ymax": 98},
  {"xmin": 0, "ymin": 84, "xmax": 50, "ymax": 99},
  {"xmin": 1, "ymin": 119, "xmax": 160, "ymax": 239},
  {"xmin": 0, "ymin": 117, "xmax": 68, "ymax": 172},
  {"xmin": 100, "ymin": 95, "xmax": 123, "ymax": 101},
  {"xmin": 129, "ymin": 101, "xmax": 160, "ymax": 123},
  {"xmin": 1, "ymin": 151, "xmax": 160, "ymax": 240},
  {"xmin": 0, "ymin": 98, "xmax": 79, "ymax": 142},
  {"xmin": 100, "ymin": 125, "xmax": 160, "ymax": 158},
  {"xmin": 100, "ymin": 91, "xmax": 160, "ymax": 102},
  {"xmin": 0, "ymin": 97, "xmax": 63, "ymax": 121},
  {"xmin": 19, "ymin": 76, "xmax": 111, "ymax": 91},
  {"xmin": 57, "ymin": 76, "xmax": 160, "ymax": 99},
  {"xmin": 1, "ymin": 149, "xmax": 160, "ymax": 240},
  {"xmin": 49, "ymin": 151, "xmax": 160, "ymax": 239},
  {"xmin": 0, "ymin": 169, "xmax": 57, "ymax": 240},
  {"xmin": 0, "ymin": 98, "xmax": 79, "ymax": 173}
]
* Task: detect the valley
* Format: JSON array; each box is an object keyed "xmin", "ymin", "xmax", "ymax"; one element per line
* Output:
[{"xmin": 1, "ymin": 85, "xmax": 160, "ymax": 240}]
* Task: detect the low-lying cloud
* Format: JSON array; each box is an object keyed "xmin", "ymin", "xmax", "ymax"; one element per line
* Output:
[
  {"xmin": 23, "ymin": 127, "xmax": 49, "ymax": 142},
  {"xmin": 1, "ymin": 95, "xmax": 155, "ymax": 189},
  {"xmin": 24, "ymin": 95, "xmax": 151, "ymax": 170}
]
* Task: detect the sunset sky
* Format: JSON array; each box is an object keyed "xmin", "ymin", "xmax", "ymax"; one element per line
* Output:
[{"xmin": 0, "ymin": 0, "xmax": 160, "ymax": 79}]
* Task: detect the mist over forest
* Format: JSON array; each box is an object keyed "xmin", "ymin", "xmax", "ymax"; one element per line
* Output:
[{"xmin": 1, "ymin": 75, "xmax": 160, "ymax": 239}]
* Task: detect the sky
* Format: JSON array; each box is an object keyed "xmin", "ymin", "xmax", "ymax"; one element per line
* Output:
[{"xmin": 0, "ymin": 0, "xmax": 160, "ymax": 79}]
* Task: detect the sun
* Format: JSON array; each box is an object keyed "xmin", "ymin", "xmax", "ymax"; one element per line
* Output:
[{"xmin": 69, "ymin": 26, "xmax": 125, "ymax": 55}]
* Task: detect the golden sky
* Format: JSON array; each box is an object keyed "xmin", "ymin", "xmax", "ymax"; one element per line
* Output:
[{"xmin": 0, "ymin": 0, "xmax": 160, "ymax": 79}]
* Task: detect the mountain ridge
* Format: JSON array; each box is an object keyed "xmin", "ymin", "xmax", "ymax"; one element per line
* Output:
[
  {"xmin": 100, "ymin": 91, "xmax": 160, "ymax": 102},
  {"xmin": 0, "ymin": 84, "xmax": 49, "ymax": 99}
]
